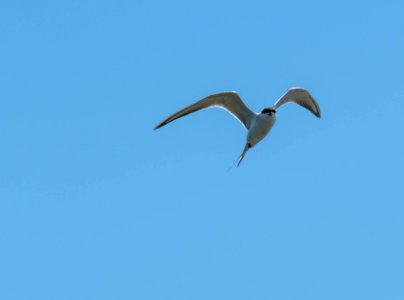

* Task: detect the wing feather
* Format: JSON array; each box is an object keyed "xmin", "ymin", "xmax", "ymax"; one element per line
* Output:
[
  {"xmin": 273, "ymin": 87, "xmax": 321, "ymax": 118},
  {"xmin": 154, "ymin": 92, "xmax": 256, "ymax": 130}
]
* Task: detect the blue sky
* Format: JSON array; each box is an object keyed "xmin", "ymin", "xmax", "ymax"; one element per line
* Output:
[{"xmin": 1, "ymin": 0, "xmax": 404, "ymax": 299}]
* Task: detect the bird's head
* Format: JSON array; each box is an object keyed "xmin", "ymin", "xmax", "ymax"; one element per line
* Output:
[{"xmin": 261, "ymin": 108, "xmax": 276, "ymax": 116}]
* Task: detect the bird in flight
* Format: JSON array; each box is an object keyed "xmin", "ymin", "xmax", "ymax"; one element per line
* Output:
[{"xmin": 154, "ymin": 87, "xmax": 321, "ymax": 167}]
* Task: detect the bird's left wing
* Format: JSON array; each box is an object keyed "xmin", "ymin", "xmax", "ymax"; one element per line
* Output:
[
  {"xmin": 273, "ymin": 87, "xmax": 321, "ymax": 118},
  {"xmin": 154, "ymin": 92, "xmax": 256, "ymax": 130}
]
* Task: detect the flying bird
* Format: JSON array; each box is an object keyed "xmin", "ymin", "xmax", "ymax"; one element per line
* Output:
[{"xmin": 154, "ymin": 87, "xmax": 321, "ymax": 166}]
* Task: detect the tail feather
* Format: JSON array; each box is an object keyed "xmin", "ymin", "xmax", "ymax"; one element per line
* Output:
[{"xmin": 237, "ymin": 143, "xmax": 250, "ymax": 167}]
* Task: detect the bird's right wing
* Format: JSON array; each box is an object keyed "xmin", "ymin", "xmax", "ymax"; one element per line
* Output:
[
  {"xmin": 154, "ymin": 92, "xmax": 256, "ymax": 130},
  {"xmin": 273, "ymin": 87, "xmax": 321, "ymax": 118}
]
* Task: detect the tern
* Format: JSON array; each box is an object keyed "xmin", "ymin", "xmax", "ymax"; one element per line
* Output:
[{"xmin": 154, "ymin": 87, "xmax": 321, "ymax": 166}]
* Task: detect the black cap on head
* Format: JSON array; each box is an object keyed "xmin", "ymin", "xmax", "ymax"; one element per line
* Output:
[{"xmin": 261, "ymin": 108, "xmax": 276, "ymax": 115}]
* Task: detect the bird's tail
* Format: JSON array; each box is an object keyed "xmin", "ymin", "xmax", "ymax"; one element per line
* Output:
[{"xmin": 237, "ymin": 143, "xmax": 251, "ymax": 167}]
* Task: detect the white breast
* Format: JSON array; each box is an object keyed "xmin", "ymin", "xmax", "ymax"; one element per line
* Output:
[{"xmin": 247, "ymin": 114, "xmax": 276, "ymax": 147}]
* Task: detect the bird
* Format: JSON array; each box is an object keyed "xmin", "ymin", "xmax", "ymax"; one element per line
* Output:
[{"xmin": 154, "ymin": 87, "xmax": 321, "ymax": 167}]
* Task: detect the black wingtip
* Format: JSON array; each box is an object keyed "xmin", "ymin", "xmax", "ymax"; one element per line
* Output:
[
  {"xmin": 154, "ymin": 121, "xmax": 166, "ymax": 130},
  {"xmin": 312, "ymin": 102, "xmax": 321, "ymax": 119}
]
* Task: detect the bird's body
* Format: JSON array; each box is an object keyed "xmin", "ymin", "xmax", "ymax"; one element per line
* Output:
[
  {"xmin": 247, "ymin": 112, "xmax": 276, "ymax": 147},
  {"xmin": 154, "ymin": 87, "xmax": 320, "ymax": 166}
]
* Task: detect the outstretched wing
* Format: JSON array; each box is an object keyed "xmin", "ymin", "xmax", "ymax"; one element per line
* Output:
[
  {"xmin": 154, "ymin": 92, "xmax": 256, "ymax": 130},
  {"xmin": 273, "ymin": 87, "xmax": 321, "ymax": 118}
]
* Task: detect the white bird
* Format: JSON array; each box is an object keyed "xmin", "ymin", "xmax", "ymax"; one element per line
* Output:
[{"xmin": 154, "ymin": 87, "xmax": 321, "ymax": 167}]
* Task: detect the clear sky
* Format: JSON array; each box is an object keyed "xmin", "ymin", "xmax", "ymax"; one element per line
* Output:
[{"xmin": 1, "ymin": 0, "xmax": 404, "ymax": 299}]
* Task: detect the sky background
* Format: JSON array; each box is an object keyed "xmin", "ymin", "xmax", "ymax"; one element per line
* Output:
[{"xmin": 1, "ymin": 0, "xmax": 404, "ymax": 299}]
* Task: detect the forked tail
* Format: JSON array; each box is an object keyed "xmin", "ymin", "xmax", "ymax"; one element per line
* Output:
[{"xmin": 237, "ymin": 143, "xmax": 251, "ymax": 167}]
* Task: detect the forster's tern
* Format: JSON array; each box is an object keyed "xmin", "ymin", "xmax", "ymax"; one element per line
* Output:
[{"xmin": 155, "ymin": 87, "xmax": 321, "ymax": 166}]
